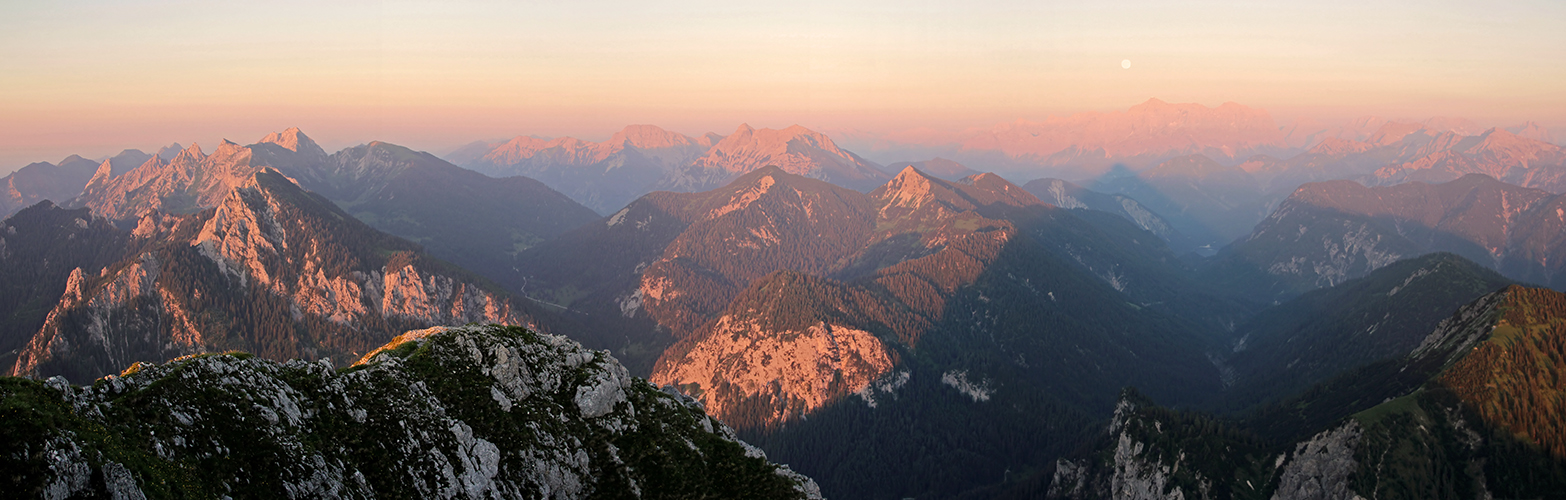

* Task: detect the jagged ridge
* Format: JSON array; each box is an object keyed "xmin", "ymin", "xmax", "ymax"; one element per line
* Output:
[{"xmin": 0, "ymin": 324, "xmax": 820, "ymax": 499}]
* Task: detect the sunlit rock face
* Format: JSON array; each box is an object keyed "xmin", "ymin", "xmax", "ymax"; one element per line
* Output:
[
  {"xmin": 2, "ymin": 324, "xmax": 822, "ymax": 500},
  {"xmin": 650, "ymin": 315, "xmax": 894, "ymax": 428},
  {"xmin": 10, "ymin": 170, "xmax": 539, "ymax": 383},
  {"xmin": 63, "ymin": 128, "xmax": 599, "ymax": 294}
]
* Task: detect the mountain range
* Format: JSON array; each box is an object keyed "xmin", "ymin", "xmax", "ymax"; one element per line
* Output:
[
  {"xmin": 834, "ymin": 99, "xmax": 1293, "ymax": 179},
  {"xmin": 517, "ymin": 163, "xmax": 1253, "ymax": 497},
  {"xmin": 452, "ymin": 125, "xmax": 719, "ymax": 214},
  {"xmin": 454, "ymin": 123, "xmax": 890, "ymax": 214},
  {"xmin": 5, "ymin": 169, "xmax": 553, "ymax": 383},
  {"xmin": 1210, "ymin": 173, "xmax": 1566, "ymax": 301},
  {"xmin": 62, "ymin": 128, "xmax": 600, "ymax": 290},
  {"xmin": 1077, "ymin": 119, "xmax": 1566, "ymax": 253},
  {"xmin": 5, "ymin": 101, "xmax": 1566, "ymax": 498}
]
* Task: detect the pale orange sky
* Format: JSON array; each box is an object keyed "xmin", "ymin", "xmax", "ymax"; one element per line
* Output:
[{"xmin": 2, "ymin": 0, "xmax": 1564, "ymax": 172}]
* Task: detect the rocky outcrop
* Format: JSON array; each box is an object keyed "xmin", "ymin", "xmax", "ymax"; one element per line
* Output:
[
  {"xmin": 1, "ymin": 324, "xmax": 820, "ymax": 499},
  {"xmin": 1109, "ymin": 431, "xmax": 1200, "ymax": 500},
  {"xmin": 650, "ymin": 317, "xmax": 893, "ymax": 426},
  {"xmin": 1047, "ymin": 397, "xmax": 1217, "ymax": 500},
  {"xmin": 191, "ymin": 178, "xmax": 525, "ymax": 327},
  {"xmin": 10, "ymin": 250, "xmax": 210, "ymax": 382},
  {"xmin": 1270, "ymin": 422, "xmax": 1364, "ymax": 500}
]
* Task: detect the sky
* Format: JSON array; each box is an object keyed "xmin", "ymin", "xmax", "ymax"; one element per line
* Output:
[{"xmin": 2, "ymin": 0, "xmax": 1564, "ymax": 172}]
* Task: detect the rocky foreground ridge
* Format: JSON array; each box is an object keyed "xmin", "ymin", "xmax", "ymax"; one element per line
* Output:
[{"xmin": 0, "ymin": 324, "xmax": 821, "ymax": 499}]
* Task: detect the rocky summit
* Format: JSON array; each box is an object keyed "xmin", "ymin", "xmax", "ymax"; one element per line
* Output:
[{"xmin": 0, "ymin": 324, "xmax": 820, "ymax": 499}]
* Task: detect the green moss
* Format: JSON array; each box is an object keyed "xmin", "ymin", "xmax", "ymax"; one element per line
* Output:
[{"xmin": 1353, "ymin": 392, "xmax": 1425, "ymax": 426}]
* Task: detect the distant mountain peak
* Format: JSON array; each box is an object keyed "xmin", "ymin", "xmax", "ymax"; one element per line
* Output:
[
  {"xmin": 84, "ymin": 159, "xmax": 114, "ymax": 191},
  {"xmin": 672, "ymin": 124, "xmax": 887, "ymax": 192},
  {"xmin": 608, "ymin": 124, "xmax": 697, "ymax": 150},
  {"xmin": 894, "ymin": 164, "xmax": 927, "ymax": 178},
  {"xmin": 879, "ymin": 167, "xmax": 940, "ymax": 209},
  {"xmin": 1506, "ymin": 121, "xmax": 1556, "ymax": 144},
  {"xmin": 258, "ymin": 127, "xmax": 326, "ymax": 156},
  {"xmin": 1421, "ymin": 116, "xmax": 1485, "ymax": 136},
  {"xmin": 175, "ymin": 142, "xmax": 205, "ymax": 161},
  {"xmin": 703, "ymin": 124, "xmax": 854, "ymax": 171},
  {"xmin": 1366, "ymin": 121, "xmax": 1425, "ymax": 146},
  {"xmin": 882, "ymin": 158, "xmax": 979, "ymax": 181},
  {"xmin": 955, "ymin": 99, "xmax": 1285, "ymax": 167},
  {"xmin": 744, "ymin": 164, "xmax": 789, "ymax": 178},
  {"xmin": 156, "ymin": 143, "xmax": 184, "ymax": 160},
  {"xmin": 212, "ymin": 140, "xmax": 248, "ymax": 161},
  {"xmin": 1306, "ymin": 137, "xmax": 1372, "ymax": 156},
  {"xmin": 956, "ymin": 171, "xmax": 1002, "ymax": 186},
  {"xmin": 1462, "ymin": 127, "xmax": 1560, "ymax": 161}
]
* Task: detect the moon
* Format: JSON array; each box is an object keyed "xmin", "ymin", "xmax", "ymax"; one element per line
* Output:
[{"xmin": 1122, "ymin": 59, "xmax": 1131, "ymax": 69}]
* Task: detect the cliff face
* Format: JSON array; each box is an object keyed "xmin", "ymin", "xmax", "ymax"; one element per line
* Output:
[
  {"xmin": 0, "ymin": 202, "xmax": 134, "ymax": 369},
  {"xmin": 1269, "ymin": 423, "xmax": 1363, "ymax": 500},
  {"xmin": 10, "ymin": 170, "xmax": 541, "ymax": 383},
  {"xmin": 651, "ymin": 318, "xmax": 894, "ymax": 427},
  {"xmin": 0, "ymin": 324, "xmax": 820, "ymax": 499},
  {"xmin": 65, "ymin": 129, "xmax": 598, "ymax": 293},
  {"xmin": 1047, "ymin": 396, "xmax": 1232, "ymax": 500}
]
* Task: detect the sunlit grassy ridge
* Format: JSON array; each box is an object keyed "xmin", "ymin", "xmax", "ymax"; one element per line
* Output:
[{"xmin": 1438, "ymin": 285, "xmax": 1566, "ymax": 458}]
